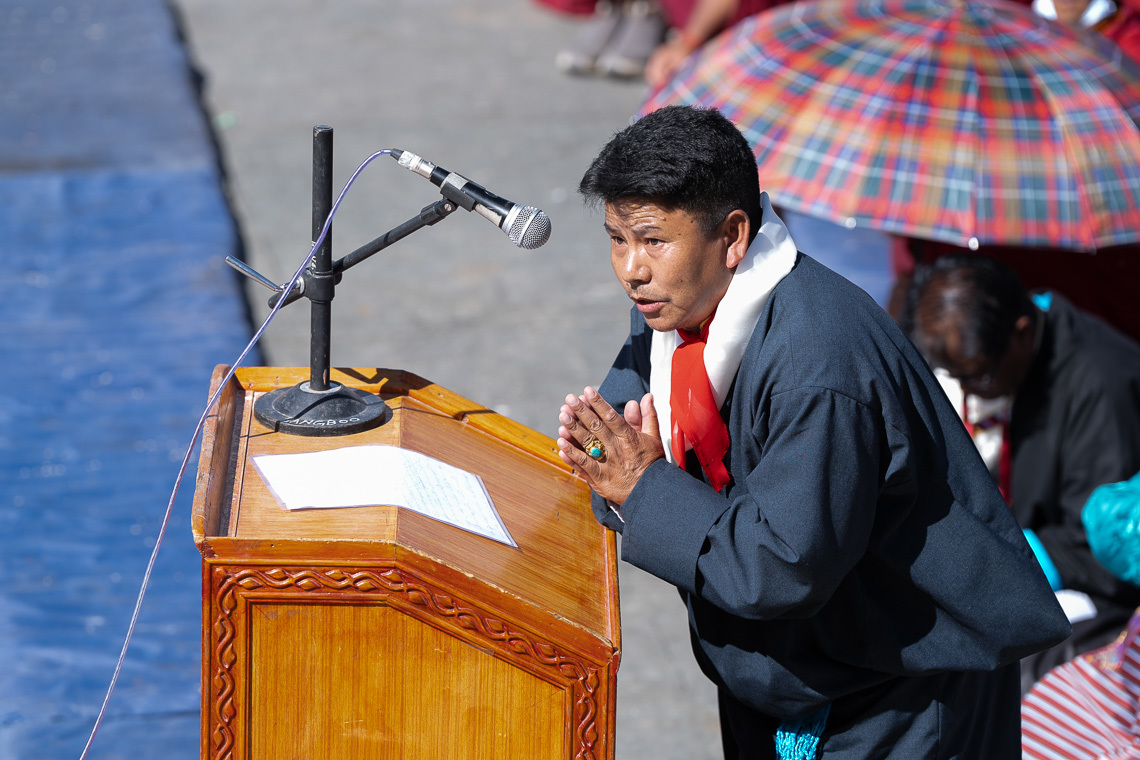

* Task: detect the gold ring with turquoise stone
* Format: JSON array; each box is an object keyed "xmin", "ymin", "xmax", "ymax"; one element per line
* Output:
[{"xmin": 585, "ymin": 439, "xmax": 606, "ymax": 460}]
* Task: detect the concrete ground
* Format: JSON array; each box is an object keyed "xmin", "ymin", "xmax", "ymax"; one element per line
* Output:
[{"xmin": 169, "ymin": 1, "xmax": 723, "ymax": 758}]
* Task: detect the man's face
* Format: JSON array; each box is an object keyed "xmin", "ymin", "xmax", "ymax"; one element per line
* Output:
[
  {"xmin": 915, "ymin": 314, "xmax": 1020, "ymax": 400},
  {"xmin": 604, "ymin": 200, "xmax": 737, "ymax": 333}
]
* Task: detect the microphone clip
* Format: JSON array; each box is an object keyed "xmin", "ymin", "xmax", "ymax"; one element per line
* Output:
[
  {"xmin": 438, "ymin": 174, "xmax": 483, "ymax": 215},
  {"xmin": 396, "ymin": 150, "xmax": 485, "ymax": 216}
]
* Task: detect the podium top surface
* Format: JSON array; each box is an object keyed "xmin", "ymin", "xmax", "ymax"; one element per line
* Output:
[{"xmin": 192, "ymin": 366, "xmax": 619, "ymax": 647}]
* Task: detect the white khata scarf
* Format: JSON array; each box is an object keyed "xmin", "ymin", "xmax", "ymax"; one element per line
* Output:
[{"xmin": 650, "ymin": 193, "xmax": 799, "ymax": 464}]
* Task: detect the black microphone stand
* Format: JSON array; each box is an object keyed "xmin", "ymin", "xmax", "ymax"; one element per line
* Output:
[{"xmin": 226, "ymin": 125, "xmax": 457, "ymax": 436}]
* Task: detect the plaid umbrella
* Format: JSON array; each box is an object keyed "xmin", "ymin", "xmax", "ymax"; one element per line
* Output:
[{"xmin": 642, "ymin": 0, "xmax": 1140, "ymax": 251}]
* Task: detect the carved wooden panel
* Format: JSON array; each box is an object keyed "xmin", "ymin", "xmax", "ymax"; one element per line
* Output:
[{"xmin": 205, "ymin": 563, "xmax": 610, "ymax": 760}]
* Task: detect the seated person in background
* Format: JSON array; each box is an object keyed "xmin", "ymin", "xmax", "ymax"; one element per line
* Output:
[{"xmin": 911, "ymin": 255, "xmax": 1140, "ymax": 693}]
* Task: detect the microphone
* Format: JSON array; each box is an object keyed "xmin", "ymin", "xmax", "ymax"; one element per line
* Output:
[{"xmin": 392, "ymin": 150, "xmax": 551, "ymax": 250}]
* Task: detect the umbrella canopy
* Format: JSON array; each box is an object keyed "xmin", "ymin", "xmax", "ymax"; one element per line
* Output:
[{"xmin": 642, "ymin": 0, "xmax": 1140, "ymax": 251}]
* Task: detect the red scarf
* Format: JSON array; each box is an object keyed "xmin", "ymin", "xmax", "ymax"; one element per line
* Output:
[{"xmin": 671, "ymin": 318, "xmax": 732, "ymax": 491}]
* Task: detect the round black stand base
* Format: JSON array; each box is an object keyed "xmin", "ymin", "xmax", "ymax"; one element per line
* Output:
[{"xmin": 253, "ymin": 381, "xmax": 390, "ymax": 436}]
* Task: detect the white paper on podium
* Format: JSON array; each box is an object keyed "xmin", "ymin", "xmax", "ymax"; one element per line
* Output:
[{"xmin": 249, "ymin": 444, "xmax": 515, "ymax": 547}]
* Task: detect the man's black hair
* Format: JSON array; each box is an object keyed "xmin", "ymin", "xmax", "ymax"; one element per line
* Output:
[
  {"xmin": 913, "ymin": 255, "xmax": 1036, "ymax": 361},
  {"xmin": 578, "ymin": 105, "xmax": 762, "ymax": 241}
]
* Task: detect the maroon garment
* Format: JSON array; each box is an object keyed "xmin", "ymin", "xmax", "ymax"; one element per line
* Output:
[
  {"xmin": 657, "ymin": 0, "xmax": 779, "ymax": 29},
  {"xmin": 1101, "ymin": 3, "xmax": 1140, "ymax": 65},
  {"xmin": 532, "ymin": 0, "xmax": 782, "ymax": 27},
  {"xmin": 531, "ymin": 0, "xmax": 597, "ymax": 15}
]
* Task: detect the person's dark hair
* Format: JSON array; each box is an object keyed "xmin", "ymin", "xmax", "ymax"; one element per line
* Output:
[
  {"xmin": 912, "ymin": 255, "xmax": 1035, "ymax": 361},
  {"xmin": 578, "ymin": 105, "xmax": 762, "ymax": 241}
]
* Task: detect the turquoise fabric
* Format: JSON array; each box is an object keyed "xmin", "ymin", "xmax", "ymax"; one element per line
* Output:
[
  {"xmin": 775, "ymin": 704, "xmax": 831, "ymax": 760},
  {"xmin": 1082, "ymin": 470, "xmax": 1140, "ymax": 585},
  {"xmin": 1023, "ymin": 529, "xmax": 1063, "ymax": 591}
]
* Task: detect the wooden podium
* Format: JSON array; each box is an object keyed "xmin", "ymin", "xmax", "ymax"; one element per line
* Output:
[{"xmin": 191, "ymin": 365, "xmax": 620, "ymax": 760}]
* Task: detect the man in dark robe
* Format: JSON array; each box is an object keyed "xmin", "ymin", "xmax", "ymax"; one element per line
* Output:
[
  {"xmin": 912, "ymin": 255, "xmax": 1140, "ymax": 692},
  {"xmin": 556, "ymin": 105, "xmax": 1071, "ymax": 759}
]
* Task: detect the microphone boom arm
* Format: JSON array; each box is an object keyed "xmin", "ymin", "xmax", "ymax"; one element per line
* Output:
[
  {"xmin": 221, "ymin": 128, "xmax": 473, "ymax": 436},
  {"xmin": 238, "ymin": 197, "xmax": 459, "ymax": 310},
  {"xmin": 222, "ymin": 131, "xmax": 546, "ymax": 436}
]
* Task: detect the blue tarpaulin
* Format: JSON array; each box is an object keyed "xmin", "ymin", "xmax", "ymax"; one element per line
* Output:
[{"xmin": 0, "ymin": 1, "xmax": 258, "ymax": 757}]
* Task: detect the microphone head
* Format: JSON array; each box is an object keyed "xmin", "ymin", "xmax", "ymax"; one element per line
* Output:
[{"xmin": 506, "ymin": 206, "xmax": 552, "ymax": 250}]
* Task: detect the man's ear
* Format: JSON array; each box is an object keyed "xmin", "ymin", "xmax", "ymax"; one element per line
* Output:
[
  {"xmin": 723, "ymin": 209, "xmax": 750, "ymax": 269},
  {"xmin": 1010, "ymin": 313, "xmax": 1035, "ymax": 352}
]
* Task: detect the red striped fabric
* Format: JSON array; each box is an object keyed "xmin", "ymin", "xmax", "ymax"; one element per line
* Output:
[{"xmin": 1022, "ymin": 611, "xmax": 1140, "ymax": 759}]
